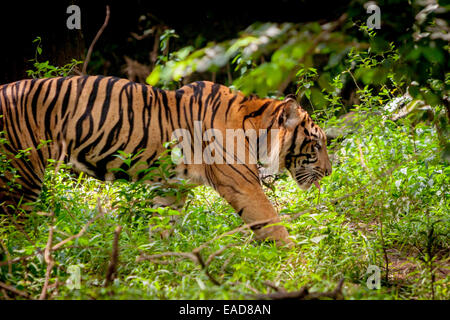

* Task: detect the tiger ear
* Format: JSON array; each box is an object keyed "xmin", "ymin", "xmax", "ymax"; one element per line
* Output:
[{"xmin": 279, "ymin": 97, "xmax": 301, "ymax": 130}]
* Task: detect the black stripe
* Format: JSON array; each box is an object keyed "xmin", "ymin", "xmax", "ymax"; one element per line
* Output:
[
  {"xmin": 44, "ymin": 77, "xmax": 65, "ymax": 141},
  {"xmin": 250, "ymin": 222, "xmax": 269, "ymax": 231},
  {"xmin": 75, "ymin": 76, "xmax": 102, "ymax": 147},
  {"xmin": 61, "ymin": 81, "xmax": 73, "ymax": 118},
  {"xmin": 99, "ymin": 77, "xmax": 120, "ymax": 128},
  {"xmin": 175, "ymin": 89, "xmax": 184, "ymax": 129},
  {"xmin": 224, "ymin": 94, "xmax": 237, "ymax": 122},
  {"xmin": 242, "ymin": 101, "xmax": 271, "ymax": 123}
]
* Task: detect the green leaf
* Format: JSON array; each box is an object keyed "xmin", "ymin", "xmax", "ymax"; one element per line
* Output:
[{"xmin": 146, "ymin": 65, "xmax": 161, "ymax": 86}]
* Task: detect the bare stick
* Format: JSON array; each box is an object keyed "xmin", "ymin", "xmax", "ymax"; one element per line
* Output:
[
  {"xmin": 0, "ymin": 281, "xmax": 33, "ymax": 299},
  {"xmin": 220, "ymin": 253, "xmax": 235, "ymax": 274},
  {"xmin": 306, "ymin": 278, "xmax": 345, "ymax": 300},
  {"xmin": 82, "ymin": 5, "xmax": 110, "ymax": 75},
  {"xmin": 205, "ymin": 243, "xmax": 235, "ymax": 267},
  {"xmin": 226, "ymin": 62, "xmax": 233, "ymax": 84},
  {"xmin": 1, "ymin": 288, "xmax": 10, "ymax": 299},
  {"xmin": 105, "ymin": 225, "xmax": 122, "ymax": 287},
  {"xmin": 263, "ymin": 280, "xmax": 287, "ymax": 293},
  {"xmin": 39, "ymin": 226, "xmax": 55, "ymax": 300},
  {"xmin": 0, "ymin": 238, "xmax": 12, "ymax": 274},
  {"xmin": 150, "ymin": 27, "xmax": 161, "ymax": 68},
  {"xmin": 255, "ymin": 286, "xmax": 309, "ymax": 300}
]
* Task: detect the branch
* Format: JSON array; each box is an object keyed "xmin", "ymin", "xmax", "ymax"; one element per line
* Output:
[
  {"xmin": 0, "ymin": 238, "xmax": 12, "ymax": 274},
  {"xmin": 193, "ymin": 250, "xmax": 221, "ymax": 285},
  {"xmin": 205, "ymin": 243, "xmax": 235, "ymax": 267},
  {"xmin": 138, "ymin": 251, "xmax": 222, "ymax": 285},
  {"xmin": 277, "ymin": 13, "xmax": 348, "ymax": 96},
  {"xmin": 256, "ymin": 286, "xmax": 309, "ymax": 300},
  {"xmin": 0, "ymin": 253, "xmax": 38, "ymax": 267},
  {"xmin": 0, "ymin": 281, "xmax": 33, "ymax": 299},
  {"xmin": 39, "ymin": 226, "xmax": 55, "ymax": 300},
  {"xmin": 138, "ymin": 241, "xmax": 239, "ymax": 286},
  {"xmin": 105, "ymin": 225, "xmax": 122, "ymax": 287},
  {"xmin": 82, "ymin": 5, "xmax": 110, "ymax": 75}
]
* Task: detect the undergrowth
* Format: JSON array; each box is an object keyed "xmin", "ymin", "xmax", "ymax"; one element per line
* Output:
[
  {"xmin": 0, "ymin": 31, "xmax": 448, "ymax": 300},
  {"xmin": 0, "ymin": 95, "xmax": 448, "ymax": 299}
]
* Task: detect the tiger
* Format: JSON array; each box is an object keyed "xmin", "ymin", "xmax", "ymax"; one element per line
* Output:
[{"xmin": 0, "ymin": 76, "xmax": 332, "ymax": 245}]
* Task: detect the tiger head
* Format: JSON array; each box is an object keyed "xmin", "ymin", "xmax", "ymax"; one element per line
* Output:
[{"xmin": 277, "ymin": 97, "xmax": 332, "ymax": 190}]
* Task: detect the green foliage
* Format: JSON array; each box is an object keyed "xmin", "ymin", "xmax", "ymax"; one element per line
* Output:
[
  {"xmin": 1, "ymin": 68, "xmax": 448, "ymax": 298},
  {"xmin": 145, "ymin": 1, "xmax": 448, "ymax": 154},
  {"xmin": 26, "ymin": 37, "xmax": 83, "ymax": 78},
  {"xmin": 0, "ymin": 3, "xmax": 449, "ymax": 300}
]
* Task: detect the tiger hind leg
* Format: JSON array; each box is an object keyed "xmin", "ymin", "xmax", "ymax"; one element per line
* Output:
[{"xmin": 0, "ymin": 152, "xmax": 44, "ymax": 222}]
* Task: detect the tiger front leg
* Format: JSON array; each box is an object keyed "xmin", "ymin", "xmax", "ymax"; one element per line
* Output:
[{"xmin": 213, "ymin": 180, "xmax": 292, "ymax": 246}]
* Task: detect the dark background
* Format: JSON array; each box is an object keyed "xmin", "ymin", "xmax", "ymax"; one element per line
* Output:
[{"xmin": 0, "ymin": 0, "xmax": 353, "ymax": 83}]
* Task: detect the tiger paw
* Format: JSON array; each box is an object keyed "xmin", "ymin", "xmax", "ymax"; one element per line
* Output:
[{"xmin": 253, "ymin": 224, "xmax": 293, "ymax": 247}]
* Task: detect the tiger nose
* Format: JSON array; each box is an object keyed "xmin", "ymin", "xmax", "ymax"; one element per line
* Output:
[{"xmin": 325, "ymin": 166, "xmax": 332, "ymax": 176}]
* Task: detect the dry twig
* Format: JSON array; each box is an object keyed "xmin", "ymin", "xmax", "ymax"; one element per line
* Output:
[
  {"xmin": 205, "ymin": 243, "xmax": 235, "ymax": 267},
  {"xmin": 192, "ymin": 251, "xmax": 221, "ymax": 285},
  {"xmin": 39, "ymin": 226, "xmax": 55, "ymax": 300},
  {"xmin": 105, "ymin": 225, "xmax": 123, "ymax": 287},
  {"xmin": 0, "ymin": 253, "xmax": 38, "ymax": 267},
  {"xmin": 82, "ymin": 5, "xmax": 110, "ymax": 75},
  {"xmin": 0, "ymin": 238, "xmax": 12, "ymax": 274},
  {"xmin": 194, "ymin": 218, "xmax": 272, "ymax": 253},
  {"xmin": 263, "ymin": 280, "xmax": 287, "ymax": 293},
  {"xmin": 0, "ymin": 281, "xmax": 33, "ymax": 299},
  {"xmin": 52, "ymin": 198, "xmax": 105, "ymax": 251},
  {"xmin": 256, "ymin": 278, "xmax": 345, "ymax": 300},
  {"xmin": 138, "ymin": 238, "xmax": 240, "ymax": 286}
]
